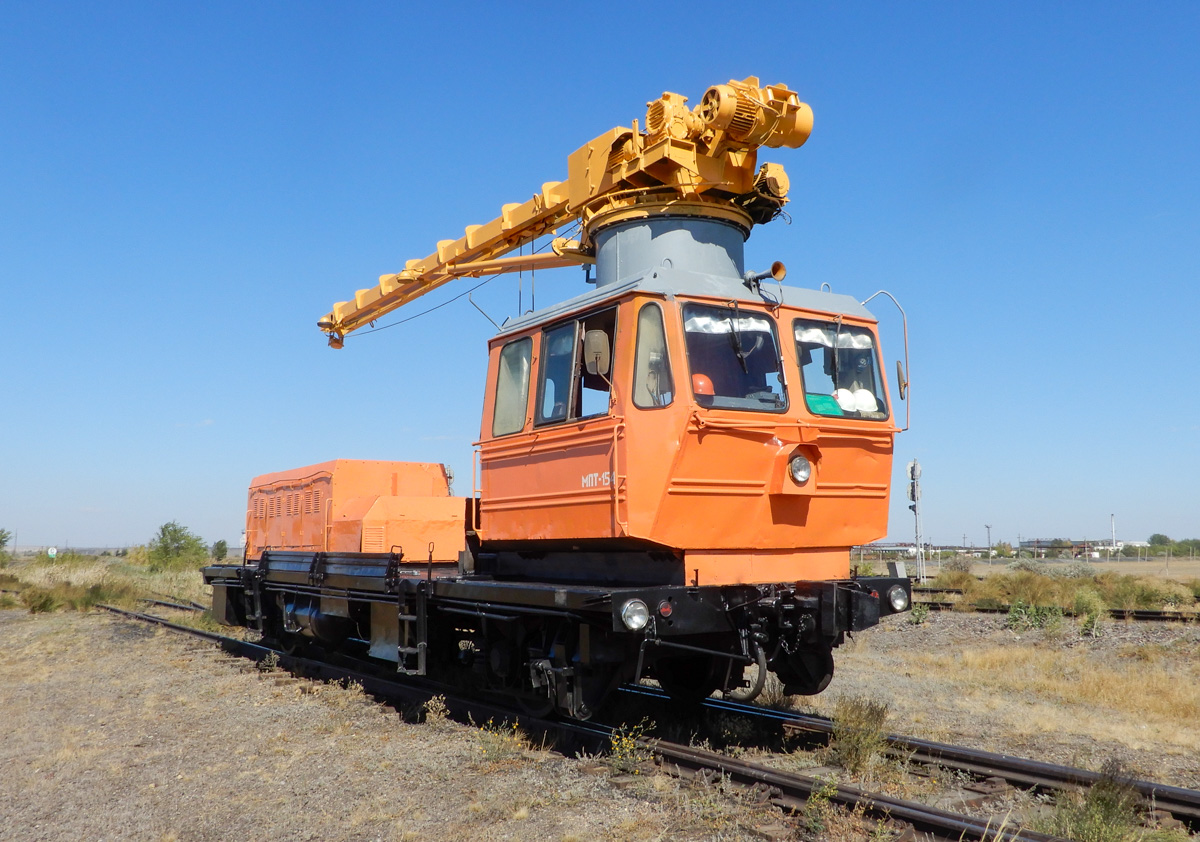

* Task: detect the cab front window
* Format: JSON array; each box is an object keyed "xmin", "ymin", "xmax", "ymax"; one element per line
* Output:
[
  {"xmin": 682, "ymin": 303, "xmax": 787, "ymax": 412},
  {"xmin": 794, "ymin": 319, "xmax": 888, "ymax": 420}
]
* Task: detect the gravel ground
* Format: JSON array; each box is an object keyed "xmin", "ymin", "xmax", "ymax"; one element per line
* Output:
[
  {"xmin": 807, "ymin": 611, "xmax": 1200, "ymax": 788},
  {"xmin": 0, "ymin": 610, "xmax": 765, "ymax": 842},
  {"xmin": 2, "ymin": 608, "xmax": 1198, "ymax": 841}
]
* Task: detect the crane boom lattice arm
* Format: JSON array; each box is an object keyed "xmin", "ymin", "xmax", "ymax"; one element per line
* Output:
[{"xmin": 318, "ymin": 77, "xmax": 813, "ymax": 347}]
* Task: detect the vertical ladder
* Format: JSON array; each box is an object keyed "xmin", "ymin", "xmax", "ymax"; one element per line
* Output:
[
  {"xmin": 240, "ymin": 565, "xmax": 265, "ymax": 632},
  {"xmin": 397, "ymin": 579, "xmax": 428, "ymax": 676}
]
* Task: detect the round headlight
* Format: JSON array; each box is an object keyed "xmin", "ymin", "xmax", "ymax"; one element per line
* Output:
[
  {"xmin": 887, "ymin": 584, "xmax": 910, "ymax": 612},
  {"xmin": 789, "ymin": 454, "xmax": 812, "ymax": 484},
  {"xmin": 620, "ymin": 599, "xmax": 650, "ymax": 631}
]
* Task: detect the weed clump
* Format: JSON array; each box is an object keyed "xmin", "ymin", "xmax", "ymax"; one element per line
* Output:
[
  {"xmin": 608, "ymin": 719, "xmax": 653, "ymax": 774},
  {"xmin": 1054, "ymin": 561, "xmax": 1098, "ymax": 579},
  {"xmin": 21, "ymin": 587, "xmax": 61, "ymax": 614},
  {"xmin": 931, "ymin": 568, "xmax": 975, "ymax": 591},
  {"xmin": 803, "ymin": 775, "xmax": 840, "ymax": 834},
  {"xmin": 1080, "ymin": 611, "xmax": 1105, "ymax": 638},
  {"xmin": 1073, "ymin": 588, "xmax": 1107, "ymax": 638},
  {"xmin": 908, "ymin": 602, "xmax": 930, "ymax": 625},
  {"xmin": 940, "ymin": 556, "xmax": 974, "ymax": 574},
  {"xmin": 1006, "ymin": 600, "xmax": 1063, "ymax": 631},
  {"xmin": 474, "ymin": 718, "xmax": 530, "ymax": 763},
  {"xmin": 17, "ymin": 579, "xmax": 139, "ymax": 614},
  {"xmin": 1035, "ymin": 760, "xmax": 1146, "ymax": 842},
  {"xmin": 1006, "ymin": 558, "xmax": 1047, "ymax": 574},
  {"xmin": 829, "ymin": 694, "xmax": 889, "ymax": 775},
  {"xmin": 421, "ymin": 694, "xmax": 450, "ymax": 727}
]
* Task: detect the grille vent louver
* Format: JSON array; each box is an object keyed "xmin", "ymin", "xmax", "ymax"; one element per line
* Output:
[{"xmin": 362, "ymin": 526, "xmax": 386, "ymax": 553}]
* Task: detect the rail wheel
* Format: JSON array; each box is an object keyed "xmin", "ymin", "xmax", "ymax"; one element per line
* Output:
[
  {"xmin": 775, "ymin": 648, "xmax": 834, "ymax": 696},
  {"xmin": 654, "ymin": 655, "xmax": 723, "ymax": 704}
]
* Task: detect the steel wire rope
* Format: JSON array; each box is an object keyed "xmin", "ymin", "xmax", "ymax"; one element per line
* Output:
[
  {"xmin": 348, "ymin": 223, "xmax": 584, "ymax": 340},
  {"xmin": 345, "ymin": 275, "xmax": 501, "ymax": 339}
]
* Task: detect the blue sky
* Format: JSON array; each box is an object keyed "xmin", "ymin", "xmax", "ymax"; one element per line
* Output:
[{"xmin": 2, "ymin": 2, "xmax": 1197, "ymax": 550}]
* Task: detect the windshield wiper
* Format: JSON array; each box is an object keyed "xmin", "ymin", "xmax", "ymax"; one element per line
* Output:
[{"xmin": 728, "ymin": 303, "xmax": 749, "ymax": 373}]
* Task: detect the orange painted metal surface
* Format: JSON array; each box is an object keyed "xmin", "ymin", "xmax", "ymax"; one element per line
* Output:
[
  {"xmin": 477, "ymin": 294, "xmax": 895, "ymax": 585},
  {"xmin": 246, "ymin": 459, "xmax": 465, "ymax": 563}
]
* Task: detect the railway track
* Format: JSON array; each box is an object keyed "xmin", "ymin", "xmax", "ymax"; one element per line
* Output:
[
  {"xmin": 682, "ymin": 691, "xmax": 1200, "ymax": 829},
  {"xmin": 94, "ymin": 603, "xmax": 1199, "ymax": 840},
  {"xmin": 913, "ymin": 600, "xmax": 1200, "ymax": 623}
]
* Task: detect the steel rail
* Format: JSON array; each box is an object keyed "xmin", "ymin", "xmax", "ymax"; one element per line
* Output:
[
  {"xmin": 913, "ymin": 601, "xmax": 1200, "ymax": 622},
  {"xmin": 96, "ymin": 604, "xmax": 1066, "ymax": 841},
  {"xmin": 141, "ymin": 597, "xmax": 204, "ymax": 613},
  {"xmin": 651, "ymin": 740, "xmax": 1066, "ymax": 842},
  {"xmin": 639, "ymin": 687, "xmax": 1200, "ymax": 828}
]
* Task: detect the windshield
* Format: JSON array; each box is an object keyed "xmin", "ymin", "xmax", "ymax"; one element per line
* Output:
[
  {"xmin": 794, "ymin": 319, "xmax": 888, "ymax": 420},
  {"xmin": 683, "ymin": 303, "xmax": 787, "ymax": 412}
]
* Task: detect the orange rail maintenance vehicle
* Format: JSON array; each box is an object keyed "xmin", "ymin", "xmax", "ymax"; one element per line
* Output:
[{"xmin": 204, "ymin": 78, "xmax": 913, "ymax": 718}]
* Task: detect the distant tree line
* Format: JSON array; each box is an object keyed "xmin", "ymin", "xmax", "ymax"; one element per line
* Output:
[
  {"xmin": 0, "ymin": 523, "xmax": 232, "ymax": 570},
  {"xmin": 1144, "ymin": 534, "xmax": 1200, "ymax": 556}
]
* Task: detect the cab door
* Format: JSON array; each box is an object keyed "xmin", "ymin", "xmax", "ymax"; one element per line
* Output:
[{"xmin": 478, "ymin": 307, "xmax": 625, "ymax": 543}]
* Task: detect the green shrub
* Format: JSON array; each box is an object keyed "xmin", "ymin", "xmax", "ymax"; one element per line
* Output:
[
  {"xmin": 1080, "ymin": 611, "xmax": 1104, "ymax": 638},
  {"xmin": 147, "ymin": 522, "xmax": 208, "ymax": 572},
  {"xmin": 1073, "ymin": 587, "xmax": 1107, "ymax": 617},
  {"xmin": 1053, "ymin": 561, "xmax": 1097, "ymax": 579},
  {"xmin": 940, "ymin": 557, "xmax": 973, "ymax": 574},
  {"xmin": 1006, "ymin": 600, "xmax": 1063, "ymax": 631},
  {"xmin": 1097, "ymin": 574, "xmax": 1172, "ymax": 610},
  {"xmin": 908, "ymin": 603, "xmax": 930, "ymax": 625},
  {"xmin": 1006, "ymin": 558, "xmax": 1047, "ymax": 574}
]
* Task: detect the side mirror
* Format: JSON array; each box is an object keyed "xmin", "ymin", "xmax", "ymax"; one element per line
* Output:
[
  {"xmin": 895, "ymin": 360, "xmax": 908, "ymax": 400},
  {"xmin": 584, "ymin": 329, "xmax": 611, "ymax": 376}
]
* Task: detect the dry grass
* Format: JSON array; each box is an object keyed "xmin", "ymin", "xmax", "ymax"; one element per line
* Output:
[
  {"xmin": 910, "ymin": 645, "xmax": 1200, "ymax": 726},
  {"xmin": 932, "ymin": 565, "xmax": 1198, "ymax": 616},
  {"xmin": 3, "ymin": 551, "xmax": 213, "ymax": 614},
  {"xmin": 810, "ymin": 611, "xmax": 1200, "ymax": 787}
]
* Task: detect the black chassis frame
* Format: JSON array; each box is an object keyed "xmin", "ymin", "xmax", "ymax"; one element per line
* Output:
[{"xmin": 203, "ymin": 551, "xmax": 910, "ymax": 713}]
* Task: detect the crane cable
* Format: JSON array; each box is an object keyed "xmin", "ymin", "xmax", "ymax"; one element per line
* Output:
[{"xmin": 347, "ymin": 222, "xmax": 583, "ymax": 340}]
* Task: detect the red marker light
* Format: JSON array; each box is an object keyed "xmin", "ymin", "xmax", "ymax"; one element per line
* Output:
[{"xmin": 658, "ymin": 600, "xmax": 673, "ymax": 618}]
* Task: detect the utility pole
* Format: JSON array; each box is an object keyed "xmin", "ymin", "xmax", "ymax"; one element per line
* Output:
[
  {"xmin": 1111, "ymin": 514, "xmax": 1117, "ymax": 563},
  {"xmin": 907, "ymin": 460, "xmax": 925, "ymax": 582},
  {"xmin": 985, "ymin": 524, "xmax": 992, "ymax": 563}
]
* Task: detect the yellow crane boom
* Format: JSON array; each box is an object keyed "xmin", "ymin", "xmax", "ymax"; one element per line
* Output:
[{"xmin": 318, "ymin": 77, "xmax": 813, "ymax": 347}]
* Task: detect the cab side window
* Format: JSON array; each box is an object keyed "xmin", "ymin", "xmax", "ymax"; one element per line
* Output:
[
  {"xmin": 534, "ymin": 308, "xmax": 617, "ymax": 426},
  {"xmin": 632, "ymin": 303, "xmax": 673, "ymax": 408},
  {"xmin": 578, "ymin": 309, "xmax": 616, "ymax": 418},
  {"xmin": 536, "ymin": 324, "xmax": 576, "ymax": 425},
  {"xmin": 492, "ymin": 337, "xmax": 532, "ymax": 436}
]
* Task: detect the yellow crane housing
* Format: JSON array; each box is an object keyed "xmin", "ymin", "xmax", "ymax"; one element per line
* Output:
[{"xmin": 317, "ymin": 78, "xmax": 813, "ymax": 346}]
